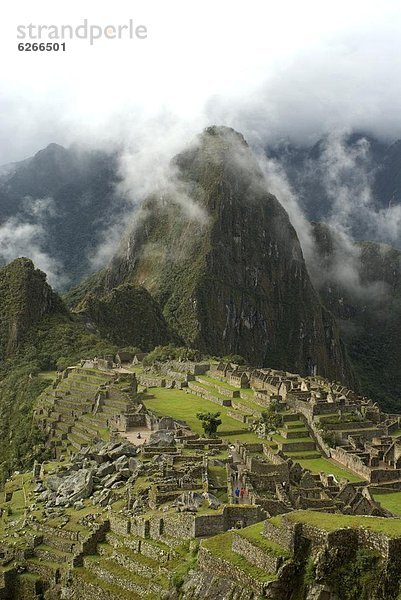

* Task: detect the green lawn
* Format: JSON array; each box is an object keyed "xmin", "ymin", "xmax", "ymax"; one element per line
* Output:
[
  {"xmin": 198, "ymin": 375, "xmax": 239, "ymax": 392},
  {"xmin": 208, "ymin": 465, "xmax": 227, "ymax": 488},
  {"xmin": 372, "ymin": 491, "xmax": 401, "ymax": 515},
  {"xmin": 283, "ymin": 510, "xmax": 401, "ymax": 538},
  {"xmin": 272, "ymin": 434, "xmax": 312, "ymax": 444},
  {"xmin": 37, "ymin": 370, "xmax": 57, "ymax": 382},
  {"xmin": 222, "ymin": 432, "xmax": 275, "ymax": 445},
  {"xmin": 143, "ymin": 387, "xmax": 268, "ymax": 444},
  {"xmin": 235, "ymin": 522, "xmax": 290, "ymax": 557},
  {"xmin": 297, "ymin": 457, "xmax": 363, "ymax": 482},
  {"xmin": 143, "ymin": 388, "xmax": 245, "ymax": 433},
  {"xmin": 231, "ymin": 395, "xmax": 264, "ymax": 415}
]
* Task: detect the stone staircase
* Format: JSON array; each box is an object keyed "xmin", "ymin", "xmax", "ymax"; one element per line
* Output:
[{"xmin": 273, "ymin": 414, "xmax": 317, "ymax": 453}]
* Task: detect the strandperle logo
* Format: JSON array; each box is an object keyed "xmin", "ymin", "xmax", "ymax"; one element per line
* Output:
[{"xmin": 17, "ymin": 19, "xmax": 148, "ymax": 45}]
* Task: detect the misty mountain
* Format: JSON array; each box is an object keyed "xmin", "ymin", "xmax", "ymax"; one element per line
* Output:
[
  {"xmin": 268, "ymin": 133, "xmax": 401, "ymax": 246},
  {"xmin": 0, "ymin": 143, "xmax": 126, "ymax": 287},
  {"xmin": 1, "ymin": 132, "xmax": 400, "ymax": 290},
  {"xmin": 75, "ymin": 126, "xmax": 352, "ymax": 382},
  {"xmin": 311, "ymin": 222, "xmax": 401, "ymax": 411}
]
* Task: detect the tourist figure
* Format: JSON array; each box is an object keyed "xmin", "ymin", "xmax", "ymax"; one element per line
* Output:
[
  {"xmin": 240, "ymin": 487, "xmax": 245, "ymax": 501},
  {"xmin": 137, "ymin": 432, "xmax": 142, "ymax": 439},
  {"xmin": 234, "ymin": 487, "xmax": 240, "ymax": 503}
]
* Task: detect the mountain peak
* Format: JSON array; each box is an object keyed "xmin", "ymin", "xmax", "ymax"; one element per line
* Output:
[
  {"xmin": 94, "ymin": 128, "xmax": 352, "ymax": 382},
  {"xmin": 202, "ymin": 125, "xmax": 248, "ymax": 145},
  {"xmin": 35, "ymin": 142, "xmax": 67, "ymax": 158},
  {"xmin": 0, "ymin": 258, "xmax": 65, "ymax": 358}
]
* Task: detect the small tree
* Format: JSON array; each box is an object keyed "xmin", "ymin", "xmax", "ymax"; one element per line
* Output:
[
  {"xmin": 196, "ymin": 412, "xmax": 222, "ymax": 438},
  {"xmin": 261, "ymin": 408, "xmax": 283, "ymax": 433}
]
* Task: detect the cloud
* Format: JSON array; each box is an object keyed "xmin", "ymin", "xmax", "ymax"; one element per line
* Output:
[
  {"xmin": 0, "ymin": 0, "xmax": 400, "ymax": 164},
  {"xmin": 0, "ymin": 0, "xmax": 400, "ymax": 288},
  {"xmin": 0, "ymin": 198, "xmax": 68, "ymax": 288},
  {"xmin": 255, "ymin": 132, "xmax": 398, "ymax": 301}
]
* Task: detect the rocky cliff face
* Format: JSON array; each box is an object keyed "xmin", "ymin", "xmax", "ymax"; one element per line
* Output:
[
  {"xmin": 97, "ymin": 126, "xmax": 352, "ymax": 381},
  {"xmin": 311, "ymin": 222, "xmax": 401, "ymax": 410},
  {"xmin": 0, "ymin": 257, "xmax": 65, "ymax": 359}
]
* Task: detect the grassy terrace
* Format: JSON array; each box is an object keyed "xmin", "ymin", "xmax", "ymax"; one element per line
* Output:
[
  {"xmin": 282, "ymin": 510, "xmax": 401, "ymax": 538},
  {"xmin": 272, "ymin": 433, "xmax": 311, "ymax": 444},
  {"xmin": 37, "ymin": 370, "xmax": 58, "ymax": 382},
  {"xmin": 143, "ymin": 387, "xmax": 271, "ymax": 445},
  {"xmin": 202, "ymin": 531, "xmax": 277, "ymax": 582},
  {"xmin": 235, "ymin": 521, "xmax": 290, "ymax": 558},
  {"xmin": 296, "ymin": 457, "xmax": 363, "ymax": 482},
  {"xmin": 198, "ymin": 375, "xmax": 240, "ymax": 392},
  {"xmin": 372, "ymin": 491, "xmax": 401, "ymax": 515}
]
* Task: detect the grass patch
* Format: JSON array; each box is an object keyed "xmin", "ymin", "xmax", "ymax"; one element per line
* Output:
[
  {"xmin": 143, "ymin": 388, "xmax": 246, "ymax": 434},
  {"xmin": 285, "ymin": 510, "xmax": 401, "ymax": 538},
  {"xmin": 297, "ymin": 458, "xmax": 363, "ymax": 483},
  {"xmin": 272, "ymin": 434, "xmax": 312, "ymax": 444},
  {"xmin": 236, "ymin": 522, "xmax": 290, "ymax": 557},
  {"xmin": 198, "ymin": 375, "xmax": 240, "ymax": 392},
  {"xmin": 372, "ymin": 491, "xmax": 401, "ymax": 515},
  {"xmin": 202, "ymin": 532, "xmax": 277, "ymax": 582},
  {"xmin": 208, "ymin": 465, "xmax": 227, "ymax": 488}
]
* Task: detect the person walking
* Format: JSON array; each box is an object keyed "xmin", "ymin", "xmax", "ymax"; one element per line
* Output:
[
  {"xmin": 240, "ymin": 487, "xmax": 245, "ymax": 502},
  {"xmin": 234, "ymin": 487, "xmax": 240, "ymax": 503}
]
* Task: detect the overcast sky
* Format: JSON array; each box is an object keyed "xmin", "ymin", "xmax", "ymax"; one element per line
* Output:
[{"xmin": 0, "ymin": 0, "xmax": 400, "ymax": 164}]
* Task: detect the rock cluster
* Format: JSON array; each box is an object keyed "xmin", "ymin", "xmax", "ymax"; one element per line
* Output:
[{"xmin": 35, "ymin": 441, "xmax": 143, "ymax": 510}]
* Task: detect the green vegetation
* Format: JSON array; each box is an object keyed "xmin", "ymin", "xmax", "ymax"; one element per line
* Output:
[
  {"xmin": 372, "ymin": 491, "xmax": 401, "ymax": 515},
  {"xmin": 196, "ymin": 411, "xmax": 222, "ymax": 437},
  {"xmin": 142, "ymin": 387, "xmax": 265, "ymax": 443},
  {"xmin": 76, "ymin": 284, "xmax": 175, "ymax": 350},
  {"xmin": 208, "ymin": 465, "xmax": 227, "ymax": 488},
  {"xmin": 297, "ymin": 458, "xmax": 363, "ymax": 483},
  {"xmin": 142, "ymin": 344, "xmax": 202, "ymax": 366},
  {"xmin": 0, "ymin": 259, "xmax": 119, "ymax": 483},
  {"xmin": 327, "ymin": 548, "xmax": 381, "ymax": 600},
  {"xmin": 143, "ymin": 388, "xmax": 244, "ymax": 434},
  {"xmin": 235, "ymin": 522, "xmax": 290, "ymax": 558},
  {"xmin": 202, "ymin": 531, "xmax": 277, "ymax": 583},
  {"xmin": 261, "ymin": 408, "xmax": 283, "ymax": 433},
  {"xmin": 0, "ymin": 368, "xmax": 51, "ymax": 484},
  {"xmin": 285, "ymin": 510, "xmax": 401, "ymax": 538}
]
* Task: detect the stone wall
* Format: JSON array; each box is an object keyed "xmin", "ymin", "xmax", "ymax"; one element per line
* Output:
[
  {"xmin": 246, "ymin": 457, "xmax": 289, "ymax": 479},
  {"xmin": 231, "ymin": 533, "xmax": 282, "ymax": 573},
  {"xmin": 186, "ymin": 384, "xmax": 232, "ymax": 407},
  {"xmin": 138, "ymin": 375, "xmax": 166, "ymax": 388},
  {"xmin": 194, "ymin": 514, "xmax": 225, "ymax": 537},
  {"xmin": 109, "ymin": 512, "xmax": 131, "ymax": 535},
  {"xmin": 263, "ymin": 519, "xmax": 301, "ymax": 553},
  {"xmin": 198, "ymin": 546, "xmax": 266, "ymax": 596},
  {"xmin": 163, "ymin": 513, "xmax": 196, "ymax": 539},
  {"xmin": 75, "ymin": 521, "xmax": 110, "ymax": 565},
  {"xmin": 262, "ymin": 446, "xmax": 288, "ymax": 466},
  {"xmin": 330, "ymin": 447, "xmax": 371, "ymax": 481}
]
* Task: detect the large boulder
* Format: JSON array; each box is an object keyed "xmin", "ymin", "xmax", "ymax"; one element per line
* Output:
[
  {"xmin": 108, "ymin": 442, "xmax": 138, "ymax": 460},
  {"xmin": 56, "ymin": 469, "xmax": 93, "ymax": 503},
  {"xmin": 97, "ymin": 462, "xmax": 115, "ymax": 478}
]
